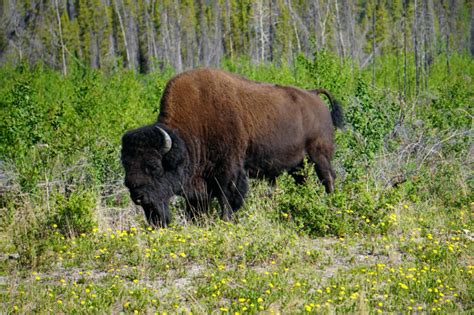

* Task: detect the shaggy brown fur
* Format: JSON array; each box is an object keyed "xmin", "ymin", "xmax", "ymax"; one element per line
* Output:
[{"xmin": 121, "ymin": 68, "xmax": 344, "ymax": 226}]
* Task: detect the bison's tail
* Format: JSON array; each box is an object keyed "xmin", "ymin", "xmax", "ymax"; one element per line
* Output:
[{"xmin": 311, "ymin": 88, "xmax": 345, "ymax": 129}]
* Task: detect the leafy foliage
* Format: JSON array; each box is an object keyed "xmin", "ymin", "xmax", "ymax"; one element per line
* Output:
[
  {"xmin": 274, "ymin": 163, "xmax": 400, "ymax": 237},
  {"xmin": 51, "ymin": 190, "xmax": 98, "ymax": 237}
]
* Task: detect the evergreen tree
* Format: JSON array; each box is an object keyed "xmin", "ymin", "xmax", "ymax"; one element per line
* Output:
[{"xmin": 0, "ymin": 0, "xmax": 471, "ymax": 73}]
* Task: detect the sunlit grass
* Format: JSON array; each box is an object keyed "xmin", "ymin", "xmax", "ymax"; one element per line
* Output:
[{"xmin": 2, "ymin": 185, "xmax": 472, "ymax": 313}]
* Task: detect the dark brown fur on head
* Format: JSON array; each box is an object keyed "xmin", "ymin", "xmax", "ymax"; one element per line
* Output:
[
  {"xmin": 121, "ymin": 124, "xmax": 188, "ymax": 227},
  {"xmin": 122, "ymin": 68, "xmax": 343, "ymax": 227}
]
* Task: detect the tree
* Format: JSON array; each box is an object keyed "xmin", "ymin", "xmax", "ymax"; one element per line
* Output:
[
  {"xmin": 1, "ymin": 0, "xmax": 472, "ymax": 73},
  {"xmin": 471, "ymin": 2, "xmax": 474, "ymax": 56},
  {"xmin": 112, "ymin": 0, "xmax": 130, "ymax": 68},
  {"xmin": 414, "ymin": 0, "xmax": 420, "ymax": 94},
  {"xmin": 53, "ymin": 0, "xmax": 67, "ymax": 75}
]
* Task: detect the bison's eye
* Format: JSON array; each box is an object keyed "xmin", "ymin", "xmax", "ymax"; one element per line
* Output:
[{"xmin": 144, "ymin": 161, "xmax": 163, "ymax": 176}]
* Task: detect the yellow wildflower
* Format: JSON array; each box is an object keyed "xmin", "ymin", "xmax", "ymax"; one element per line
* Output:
[{"xmin": 398, "ymin": 282, "xmax": 409, "ymax": 290}]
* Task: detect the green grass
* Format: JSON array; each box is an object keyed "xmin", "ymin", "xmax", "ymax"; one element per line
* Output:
[
  {"xmin": 2, "ymin": 186, "xmax": 472, "ymax": 313},
  {"xmin": 0, "ymin": 54, "xmax": 473, "ymax": 313}
]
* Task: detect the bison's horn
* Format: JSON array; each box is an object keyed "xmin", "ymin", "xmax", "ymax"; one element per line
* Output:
[{"xmin": 155, "ymin": 126, "xmax": 172, "ymax": 154}]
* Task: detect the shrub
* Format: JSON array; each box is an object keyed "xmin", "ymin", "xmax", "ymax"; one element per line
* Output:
[
  {"xmin": 297, "ymin": 50, "xmax": 354, "ymax": 99},
  {"xmin": 339, "ymin": 78, "xmax": 399, "ymax": 176},
  {"xmin": 51, "ymin": 190, "xmax": 98, "ymax": 237},
  {"xmin": 421, "ymin": 78, "xmax": 473, "ymax": 131},
  {"xmin": 274, "ymin": 163, "xmax": 401, "ymax": 237}
]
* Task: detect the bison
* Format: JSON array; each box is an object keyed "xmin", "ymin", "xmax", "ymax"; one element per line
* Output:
[{"xmin": 121, "ymin": 68, "xmax": 344, "ymax": 227}]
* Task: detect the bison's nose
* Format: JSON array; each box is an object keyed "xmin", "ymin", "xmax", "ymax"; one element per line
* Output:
[
  {"xmin": 134, "ymin": 194, "xmax": 145, "ymax": 204},
  {"xmin": 130, "ymin": 191, "xmax": 146, "ymax": 205}
]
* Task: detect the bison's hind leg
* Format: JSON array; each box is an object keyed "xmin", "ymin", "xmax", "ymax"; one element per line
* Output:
[
  {"xmin": 307, "ymin": 143, "xmax": 335, "ymax": 193},
  {"xmin": 216, "ymin": 168, "xmax": 249, "ymax": 221}
]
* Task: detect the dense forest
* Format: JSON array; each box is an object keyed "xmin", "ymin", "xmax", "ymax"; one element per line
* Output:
[{"xmin": 1, "ymin": 0, "xmax": 473, "ymax": 74}]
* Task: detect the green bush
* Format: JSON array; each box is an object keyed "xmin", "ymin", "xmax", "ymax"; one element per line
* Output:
[
  {"xmin": 274, "ymin": 163, "xmax": 401, "ymax": 237},
  {"xmin": 51, "ymin": 190, "xmax": 98, "ymax": 237},
  {"xmin": 339, "ymin": 77, "xmax": 399, "ymax": 176},
  {"xmin": 421, "ymin": 78, "xmax": 473, "ymax": 131},
  {"xmin": 297, "ymin": 50, "xmax": 354, "ymax": 99},
  {"xmin": 0, "ymin": 77, "xmax": 42, "ymax": 157}
]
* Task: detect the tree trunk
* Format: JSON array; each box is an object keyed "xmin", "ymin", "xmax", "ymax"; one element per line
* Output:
[
  {"xmin": 269, "ymin": 0, "xmax": 273, "ymax": 62},
  {"xmin": 403, "ymin": 0, "xmax": 408, "ymax": 99},
  {"xmin": 345, "ymin": 1, "xmax": 356, "ymax": 61},
  {"xmin": 287, "ymin": 0, "xmax": 301, "ymax": 54},
  {"xmin": 422, "ymin": 0, "xmax": 435, "ymax": 90},
  {"xmin": 257, "ymin": 0, "xmax": 265, "ymax": 62},
  {"xmin": 173, "ymin": 0, "xmax": 182, "ymax": 72},
  {"xmin": 471, "ymin": 3, "xmax": 474, "ymax": 56},
  {"xmin": 313, "ymin": 0, "xmax": 321, "ymax": 50},
  {"xmin": 160, "ymin": 4, "xmax": 171, "ymax": 68},
  {"xmin": 317, "ymin": 1, "xmax": 331, "ymax": 49},
  {"xmin": 224, "ymin": 0, "xmax": 233, "ymax": 59},
  {"xmin": 372, "ymin": 0, "xmax": 376, "ymax": 86},
  {"xmin": 197, "ymin": 0, "xmax": 208, "ymax": 66},
  {"xmin": 212, "ymin": 0, "xmax": 223, "ymax": 66},
  {"xmin": 112, "ymin": 0, "xmax": 130, "ymax": 68},
  {"xmin": 414, "ymin": 0, "xmax": 420, "ymax": 94},
  {"xmin": 335, "ymin": 0, "xmax": 346, "ymax": 59},
  {"xmin": 54, "ymin": 0, "xmax": 67, "ymax": 75}
]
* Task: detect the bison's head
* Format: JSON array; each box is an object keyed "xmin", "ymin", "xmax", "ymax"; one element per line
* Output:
[{"xmin": 121, "ymin": 124, "xmax": 188, "ymax": 227}]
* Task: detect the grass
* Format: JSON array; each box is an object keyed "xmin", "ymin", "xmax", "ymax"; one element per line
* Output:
[{"xmin": 1, "ymin": 176, "xmax": 472, "ymax": 313}]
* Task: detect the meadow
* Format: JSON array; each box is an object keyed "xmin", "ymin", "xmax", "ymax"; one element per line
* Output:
[{"xmin": 0, "ymin": 52, "xmax": 472, "ymax": 313}]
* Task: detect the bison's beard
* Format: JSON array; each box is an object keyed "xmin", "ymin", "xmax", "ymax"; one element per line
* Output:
[{"xmin": 142, "ymin": 201, "xmax": 171, "ymax": 228}]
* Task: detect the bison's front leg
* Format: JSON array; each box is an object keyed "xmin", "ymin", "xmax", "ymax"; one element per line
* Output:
[
  {"xmin": 216, "ymin": 168, "xmax": 249, "ymax": 221},
  {"xmin": 143, "ymin": 201, "xmax": 171, "ymax": 228}
]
